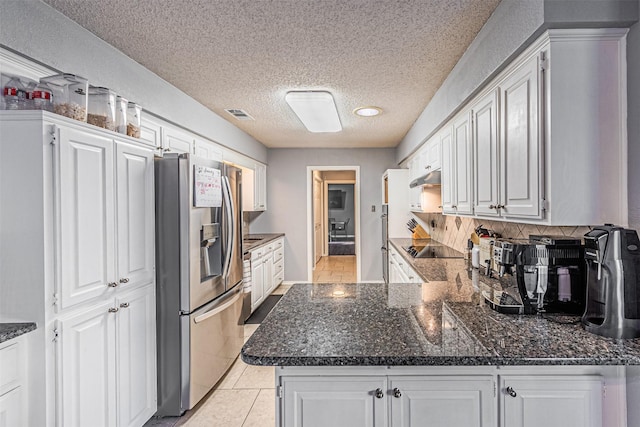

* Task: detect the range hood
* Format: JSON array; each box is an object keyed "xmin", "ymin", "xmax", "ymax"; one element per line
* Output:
[{"xmin": 409, "ymin": 170, "xmax": 441, "ymax": 188}]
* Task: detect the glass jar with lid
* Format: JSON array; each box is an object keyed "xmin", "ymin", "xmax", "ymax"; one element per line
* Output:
[
  {"xmin": 2, "ymin": 76, "xmax": 27, "ymax": 110},
  {"xmin": 126, "ymin": 101, "xmax": 142, "ymax": 138},
  {"xmin": 87, "ymin": 86, "xmax": 116, "ymax": 131},
  {"xmin": 115, "ymin": 95, "xmax": 128, "ymax": 134},
  {"xmin": 30, "ymin": 82, "xmax": 54, "ymax": 112},
  {"xmin": 40, "ymin": 73, "xmax": 88, "ymax": 121}
]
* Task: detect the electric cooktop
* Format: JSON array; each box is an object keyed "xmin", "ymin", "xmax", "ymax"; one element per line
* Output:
[{"xmin": 401, "ymin": 243, "xmax": 464, "ymax": 259}]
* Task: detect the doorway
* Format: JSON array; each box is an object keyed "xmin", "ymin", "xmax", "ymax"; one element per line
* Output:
[{"xmin": 307, "ymin": 166, "xmax": 361, "ymax": 283}]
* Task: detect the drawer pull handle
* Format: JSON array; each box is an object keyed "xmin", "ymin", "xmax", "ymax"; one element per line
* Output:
[
  {"xmin": 108, "ymin": 307, "xmax": 119, "ymax": 313},
  {"xmin": 375, "ymin": 388, "xmax": 384, "ymax": 399},
  {"xmin": 119, "ymin": 278, "xmax": 129, "ymax": 283},
  {"xmin": 506, "ymin": 386, "xmax": 517, "ymax": 397},
  {"xmin": 393, "ymin": 388, "xmax": 402, "ymax": 398},
  {"xmin": 120, "ymin": 302, "xmax": 130, "ymax": 308},
  {"xmin": 107, "ymin": 282, "xmax": 118, "ymax": 288}
]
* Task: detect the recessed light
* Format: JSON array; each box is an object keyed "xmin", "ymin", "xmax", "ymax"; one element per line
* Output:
[{"xmin": 354, "ymin": 106, "xmax": 382, "ymax": 117}]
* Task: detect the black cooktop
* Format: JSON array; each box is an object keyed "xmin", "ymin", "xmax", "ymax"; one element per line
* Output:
[{"xmin": 402, "ymin": 243, "xmax": 464, "ymax": 259}]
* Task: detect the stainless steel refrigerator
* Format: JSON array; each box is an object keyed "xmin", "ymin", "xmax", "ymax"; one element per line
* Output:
[{"xmin": 155, "ymin": 153, "xmax": 244, "ymax": 416}]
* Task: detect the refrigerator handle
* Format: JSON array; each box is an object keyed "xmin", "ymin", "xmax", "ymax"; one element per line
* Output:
[{"xmin": 221, "ymin": 175, "xmax": 234, "ymax": 280}]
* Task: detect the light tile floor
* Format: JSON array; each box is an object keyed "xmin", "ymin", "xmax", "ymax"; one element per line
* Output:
[{"xmin": 312, "ymin": 255, "xmax": 356, "ymax": 283}]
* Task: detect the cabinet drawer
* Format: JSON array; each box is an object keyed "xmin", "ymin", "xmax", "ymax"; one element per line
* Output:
[
  {"xmin": 0, "ymin": 342, "xmax": 20, "ymax": 395},
  {"xmin": 273, "ymin": 247, "xmax": 284, "ymax": 263},
  {"xmin": 273, "ymin": 259, "xmax": 284, "ymax": 279}
]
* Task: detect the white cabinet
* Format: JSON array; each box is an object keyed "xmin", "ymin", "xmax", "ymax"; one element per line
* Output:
[
  {"xmin": 161, "ymin": 126, "xmax": 193, "ymax": 154},
  {"xmin": 139, "ymin": 116, "xmax": 162, "ymax": 150},
  {"xmin": 389, "ymin": 376, "xmax": 495, "ymax": 427},
  {"xmin": 472, "ymin": 90, "xmax": 500, "ymax": 217},
  {"xmin": 194, "ymin": 138, "xmax": 223, "ymax": 161},
  {"xmin": 498, "ymin": 54, "xmax": 541, "ymax": 219},
  {"xmin": 500, "ymin": 376, "xmax": 603, "ymax": 427},
  {"xmin": 388, "ymin": 246, "xmax": 421, "ymax": 284},
  {"xmin": 57, "ymin": 127, "xmax": 155, "ymax": 310},
  {"xmin": 442, "ymin": 113, "xmax": 473, "ymax": 216},
  {"xmin": 57, "ymin": 284, "xmax": 156, "ymax": 427},
  {"xmin": 242, "ymin": 162, "xmax": 268, "ymax": 211},
  {"xmin": 248, "ymin": 237, "xmax": 285, "ymax": 313},
  {"xmin": 0, "ymin": 337, "xmax": 27, "ymax": 427},
  {"xmin": 382, "ymin": 169, "xmax": 411, "ymax": 239},
  {"xmin": 281, "ymin": 376, "xmax": 387, "ymax": 427}
]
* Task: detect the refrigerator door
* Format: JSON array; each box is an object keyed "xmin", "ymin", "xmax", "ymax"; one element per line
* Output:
[
  {"xmin": 222, "ymin": 164, "xmax": 244, "ymax": 291},
  {"xmin": 381, "ymin": 205, "xmax": 389, "ymax": 283},
  {"xmin": 187, "ymin": 281, "xmax": 244, "ymax": 409}
]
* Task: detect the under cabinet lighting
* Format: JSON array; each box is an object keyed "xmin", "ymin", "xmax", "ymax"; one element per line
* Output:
[{"xmin": 285, "ymin": 91, "xmax": 342, "ymax": 133}]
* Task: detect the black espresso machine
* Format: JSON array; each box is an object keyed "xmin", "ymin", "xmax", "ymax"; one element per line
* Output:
[{"xmin": 491, "ymin": 235, "xmax": 586, "ymax": 315}]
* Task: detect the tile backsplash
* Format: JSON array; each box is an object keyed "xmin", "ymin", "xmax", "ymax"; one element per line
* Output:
[{"xmin": 412, "ymin": 212, "xmax": 594, "ymax": 253}]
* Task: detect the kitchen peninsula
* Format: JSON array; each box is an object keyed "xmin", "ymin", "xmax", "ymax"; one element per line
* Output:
[{"xmin": 241, "ymin": 243, "xmax": 639, "ymax": 427}]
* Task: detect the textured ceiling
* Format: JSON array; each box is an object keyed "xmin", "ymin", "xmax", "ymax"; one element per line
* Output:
[{"xmin": 43, "ymin": 0, "xmax": 501, "ymax": 149}]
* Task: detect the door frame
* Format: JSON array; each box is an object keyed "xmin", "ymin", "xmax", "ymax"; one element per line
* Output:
[
  {"xmin": 324, "ymin": 180, "xmax": 356, "ymax": 254},
  {"xmin": 306, "ymin": 166, "xmax": 361, "ymax": 283}
]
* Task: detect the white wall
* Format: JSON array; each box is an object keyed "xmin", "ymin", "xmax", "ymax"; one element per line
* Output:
[
  {"xmin": 250, "ymin": 148, "xmax": 396, "ymax": 282},
  {"xmin": 0, "ymin": 0, "xmax": 267, "ymax": 163}
]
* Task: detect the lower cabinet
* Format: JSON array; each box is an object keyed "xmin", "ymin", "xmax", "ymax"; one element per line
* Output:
[
  {"xmin": 277, "ymin": 366, "xmax": 623, "ymax": 427},
  {"xmin": 500, "ymin": 376, "xmax": 603, "ymax": 427},
  {"xmin": 249, "ymin": 237, "xmax": 285, "ymax": 313},
  {"xmin": 388, "ymin": 246, "xmax": 422, "ymax": 284},
  {"xmin": 57, "ymin": 284, "xmax": 156, "ymax": 427},
  {"xmin": 390, "ymin": 376, "xmax": 495, "ymax": 427},
  {"xmin": 0, "ymin": 336, "xmax": 27, "ymax": 427}
]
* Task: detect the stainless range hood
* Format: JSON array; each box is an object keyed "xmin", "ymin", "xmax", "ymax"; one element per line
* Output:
[{"xmin": 409, "ymin": 170, "xmax": 441, "ymax": 188}]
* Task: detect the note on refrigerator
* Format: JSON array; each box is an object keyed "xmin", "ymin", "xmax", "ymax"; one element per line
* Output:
[{"xmin": 194, "ymin": 165, "xmax": 222, "ymax": 207}]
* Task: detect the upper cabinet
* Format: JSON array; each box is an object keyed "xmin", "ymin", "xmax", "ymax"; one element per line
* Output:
[
  {"xmin": 413, "ymin": 29, "xmax": 628, "ymax": 226},
  {"xmin": 408, "ymin": 139, "xmax": 442, "ymax": 213},
  {"xmin": 242, "ymin": 162, "xmax": 268, "ymax": 211},
  {"xmin": 194, "ymin": 138, "xmax": 223, "ymax": 161}
]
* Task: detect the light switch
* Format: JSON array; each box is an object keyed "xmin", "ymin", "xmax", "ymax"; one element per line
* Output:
[{"xmin": 371, "ymin": 205, "xmax": 376, "ymax": 212}]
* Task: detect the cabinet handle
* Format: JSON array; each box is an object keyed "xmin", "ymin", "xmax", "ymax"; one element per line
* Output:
[
  {"xmin": 489, "ymin": 204, "xmax": 496, "ymax": 209},
  {"xmin": 425, "ymin": 165, "xmax": 431, "ymax": 170},
  {"xmin": 107, "ymin": 282, "xmax": 119, "ymax": 288},
  {"xmin": 497, "ymin": 204, "xmax": 505, "ymax": 209},
  {"xmin": 393, "ymin": 388, "xmax": 402, "ymax": 398},
  {"xmin": 163, "ymin": 148, "xmax": 171, "ymax": 152},
  {"xmin": 375, "ymin": 388, "xmax": 384, "ymax": 399},
  {"xmin": 452, "ymin": 205, "xmax": 457, "ymax": 209},
  {"xmin": 506, "ymin": 386, "xmax": 517, "ymax": 397},
  {"xmin": 108, "ymin": 307, "xmax": 119, "ymax": 313},
  {"xmin": 120, "ymin": 302, "xmax": 130, "ymax": 308},
  {"xmin": 119, "ymin": 277, "xmax": 129, "ymax": 284}
]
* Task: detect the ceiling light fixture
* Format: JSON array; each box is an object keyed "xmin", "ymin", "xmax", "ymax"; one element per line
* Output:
[
  {"xmin": 285, "ymin": 91, "xmax": 342, "ymax": 133},
  {"xmin": 354, "ymin": 106, "xmax": 382, "ymax": 117}
]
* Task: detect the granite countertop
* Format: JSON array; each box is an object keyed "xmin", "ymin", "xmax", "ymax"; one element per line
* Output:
[
  {"xmin": 241, "ymin": 279, "xmax": 640, "ymax": 367},
  {"xmin": 389, "ymin": 238, "xmax": 464, "ymax": 283},
  {"xmin": 243, "ymin": 233, "xmax": 285, "ymax": 253},
  {"xmin": 0, "ymin": 323, "xmax": 37, "ymax": 344}
]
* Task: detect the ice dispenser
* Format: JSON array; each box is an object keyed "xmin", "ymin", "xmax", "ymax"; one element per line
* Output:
[
  {"xmin": 582, "ymin": 225, "xmax": 640, "ymax": 339},
  {"xmin": 201, "ymin": 223, "xmax": 222, "ymax": 280}
]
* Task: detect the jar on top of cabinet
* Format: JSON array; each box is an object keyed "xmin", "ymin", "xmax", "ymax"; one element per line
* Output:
[
  {"xmin": 40, "ymin": 73, "xmax": 88, "ymax": 122},
  {"xmin": 126, "ymin": 101, "xmax": 142, "ymax": 138},
  {"xmin": 87, "ymin": 86, "xmax": 116, "ymax": 131},
  {"xmin": 115, "ymin": 95, "xmax": 128, "ymax": 134},
  {"xmin": 2, "ymin": 76, "xmax": 27, "ymax": 110}
]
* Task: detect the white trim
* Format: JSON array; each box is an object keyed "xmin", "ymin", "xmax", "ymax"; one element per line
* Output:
[
  {"xmin": 0, "ymin": 47, "xmax": 56, "ymax": 81},
  {"xmin": 324, "ymin": 179, "xmax": 356, "ymax": 254},
  {"xmin": 306, "ymin": 166, "xmax": 361, "ymax": 283}
]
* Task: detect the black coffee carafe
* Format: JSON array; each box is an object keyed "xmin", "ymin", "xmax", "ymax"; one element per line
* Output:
[{"xmin": 582, "ymin": 225, "xmax": 640, "ymax": 339}]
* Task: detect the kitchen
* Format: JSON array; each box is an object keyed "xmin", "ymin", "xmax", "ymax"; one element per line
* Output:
[{"xmin": 1, "ymin": 0, "xmax": 640, "ymax": 426}]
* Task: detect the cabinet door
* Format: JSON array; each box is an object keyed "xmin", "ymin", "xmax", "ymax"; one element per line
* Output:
[
  {"xmin": 194, "ymin": 138, "xmax": 223, "ymax": 161},
  {"xmin": 473, "ymin": 90, "xmax": 500, "ymax": 217},
  {"xmin": 426, "ymin": 139, "xmax": 441, "ymax": 171},
  {"xmin": 440, "ymin": 126, "xmax": 455, "ymax": 214},
  {"xmin": 57, "ymin": 126, "xmax": 116, "ymax": 309},
  {"xmin": 161, "ymin": 126, "xmax": 193, "ymax": 154},
  {"xmin": 254, "ymin": 163, "xmax": 267, "ymax": 211},
  {"xmin": 389, "ymin": 376, "xmax": 496, "ymax": 427},
  {"xmin": 499, "ymin": 55, "xmax": 541, "ymax": 218},
  {"xmin": 58, "ymin": 300, "xmax": 117, "ymax": 427},
  {"xmin": 500, "ymin": 376, "xmax": 602, "ymax": 427},
  {"xmin": 250, "ymin": 251, "xmax": 264, "ymax": 310},
  {"xmin": 139, "ymin": 117, "xmax": 162, "ymax": 150},
  {"xmin": 116, "ymin": 285, "xmax": 157, "ymax": 427},
  {"xmin": 263, "ymin": 251, "xmax": 274, "ymax": 296},
  {"xmin": 281, "ymin": 376, "xmax": 386, "ymax": 427},
  {"xmin": 0, "ymin": 387, "xmax": 22, "ymax": 427},
  {"xmin": 116, "ymin": 142, "xmax": 155, "ymax": 290},
  {"xmin": 453, "ymin": 113, "xmax": 473, "ymax": 215}
]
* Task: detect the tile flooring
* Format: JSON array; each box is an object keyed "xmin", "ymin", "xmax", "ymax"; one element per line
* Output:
[{"xmin": 312, "ymin": 255, "xmax": 356, "ymax": 283}]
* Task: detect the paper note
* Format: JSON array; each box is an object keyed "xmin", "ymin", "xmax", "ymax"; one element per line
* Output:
[{"xmin": 194, "ymin": 165, "xmax": 222, "ymax": 207}]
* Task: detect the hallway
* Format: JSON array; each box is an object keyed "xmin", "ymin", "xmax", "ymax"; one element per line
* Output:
[{"xmin": 312, "ymin": 255, "xmax": 356, "ymax": 283}]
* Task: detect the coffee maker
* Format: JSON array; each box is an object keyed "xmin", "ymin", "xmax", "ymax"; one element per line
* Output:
[
  {"xmin": 582, "ymin": 225, "xmax": 640, "ymax": 339},
  {"xmin": 491, "ymin": 236, "xmax": 585, "ymax": 314}
]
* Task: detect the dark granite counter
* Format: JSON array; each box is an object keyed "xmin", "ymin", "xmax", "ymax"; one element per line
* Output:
[
  {"xmin": 243, "ymin": 233, "xmax": 285, "ymax": 253},
  {"xmin": 0, "ymin": 322, "xmax": 36, "ymax": 343},
  {"xmin": 241, "ymin": 278, "xmax": 640, "ymax": 366},
  {"xmin": 388, "ymin": 238, "xmax": 465, "ymax": 283}
]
